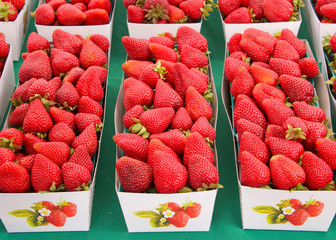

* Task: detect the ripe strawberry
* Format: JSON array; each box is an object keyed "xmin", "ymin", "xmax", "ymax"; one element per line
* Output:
[
  {"xmin": 147, "ymin": 139, "xmax": 181, "ymax": 167},
  {"xmin": 18, "ymin": 50, "xmax": 53, "ymax": 83},
  {"xmin": 153, "ymin": 151, "xmax": 188, "ymax": 193},
  {"xmin": 49, "ymin": 106, "xmax": 76, "ymax": 130},
  {"xmin": 18, "ymin": 154, "xmax": 35, "ymax": 173},
  {"xmin": 250, "ymin": 63, "xmax": 278, "ymax": 87},
  {"xmin": 127, "ymin": 5, "xmax": 145, "ymax": 23},
  {"xmin": 56, "ymin": 201, "xmax": 77, "ymax": 217},
  {"xmin": 253, "ymin": 61, "xmax": 271, "ymax": 69},
  {"xmin": 75, "ymin": 113, "xmax": 102, "ymax": 132},
  {"xmin": 168, "ymin": 211, "xmax": 190, "ymax": 227},
  {"xmin": 149, "ymin": 36, "xmax": 174, "ymax": 49},
  {"xmin": 239, "ymin": 151, "xmax": 271, "ymax": 187},
  {"xmin": 0, "ymin": 147, "xmax": 15, "ymax": 166},
  {"xmin": 23, "ymin": 133, "xmax": 45, "ymax": 155},
  {"xmin": 138, "ymin": 62, "xmax": 166, "ymax": 89},
  {"xmin": 286, "ymin": 209, "xmax": 309, "ymax": 226},
  {"xmin": 179, "ymin": 0, "xmax": 204, "ymax": 20},
  {"xmin": 84, "ymin": 9, "xmax": 109, "ymax": 25},
  {"xmin": 34, "ymin": 4, "xmax": 55, "ymax": 25},
  {"xmin": 7, "ymin": 0, "xmax": 25, "ymax": 11},
  {"xmin": 31, "ymin": 154, "xmax": 63, "ymax": 192},
  {"xmin": 292, "ymin": 101, "xmax": 326, "ymax": 122},
  {"xmin": 0, "ymin": 128, "xmax": 23, "ymax": 152},
  {"xmin": 236, "ymin": 118, "xmax": 265, "ymax": 141},
  {"xmin": 56, "ymin": 3, "xmax": 86, "ymax": 25},
  {"xmin": 269, "ymin": 58, "xmax": 301, "ymax": 77},
  {"xmin": 252, "ymin": 83, "xmax": 286, "ymax": 111},
  {"xmin": 280, "ymin": 28, "xmax": 306, "ymax": 59},
  {"xmin": 190, "ymin": 116, "xmax": 216, "ymax": 142},
  {"xmin": 149, "ymin": 43, "xmax": 178, "ymax": 63},
  {"xmin": 23, "ymin": 99, "xmax": 53, "ymax": 133},
  {"xmin": 78, "ymin": 96, "xmax": 103, "ymax": 117},
  {"xmin": 320, "ymin": 2, "xmax": 336, "ymax": 22},
  {"xmin": 154, "ymin": 80, "xmax": 183, "ymax": 110},
  {"xmin": 265, "ymin": 124, "xmax": 285, "ymax": 140},
  {"xmin": 62, "ymin": 162, "xmax": 91, "ymax": 191},
  {"xmin": 218, "ymin": 0, "xmax": 241, "ymax": 16},
  {"xmin": 248, "ymin": 0, "xmax": 264, "ymax": 20},
  {"xmin": 282, "ymin": 117, "xmax": 309, "ymax": 142},
  {"xmin": 49, "ymin": 77, "xmax": 63, "ymax": 92},
  {"xmin": 123, "ymin": 0, "xmax": 136, "ymax": 7},
  {"xmin": 80, "ymin": 39, "xmax": 107, "ymax": 69},
  {"xmin": 225, "ymin": 7, "xmax": 252, "ymax": 23},
  {"xmin": 224, "ymin": 57, "xmax": 250, "ymax": 83},
  {"xmin": 176, "ymin": 26, "xmax": 208, "ymax": 52},
  {"xmin": 239, "ymin": 38, "xmax": 270, "ymax": 63},
  {"xmin": 299, "ymin": 58, "xmax": 319, "ymax": 79},
  {"xmin": 159, "ymin": 60, "xmax": 177, "ymax": 87},
  {"xmin": 234, "ymin": 95, "xmax": 267, "ymax": 129},
  {"xmin": 72, "ymin": 123, "xmax": 98, "ymax": 156},
  {"xmin": 150, "ymin": 129, "xmax": 186, "ymax": 156},
  {"xmin": 122, "ymin": 36, "xmax": 152, "ymax": 61},
  {"xmin": 170, "ymin": 107, "xmax": 193, "ymax": 131},
  {"xmin": 48, "ymin": 0, "xmax": 67, "ymax": 10},
  {"xmin": 227, "ymin": 33, "xmax": 243, "ymax": 54},
  {"xmin": 34, "ymin": 142, "xmax": 71, "ymax": 167},
  {"xmin": 316, "ymin": 138, "xmax": 336, "ymax": 170},
  {"xmin": 279, "ymin": 75, "xmax": 315, "ymax": 104},
  {"xmin": 304, "ymin": 199, "xmax": 325, "ymax": 217},
  {"xmin": 182, "ymin": 201, "xmax": 201, "ymax": 218},
  {"xmin": 230, "ymin": 67, "xmax": 254, "ymax": 98},
  {"xmin": 11, "ymin": 78, "xmax": 38, "ymax": 104},
  {"xmin": 185, "ymin": 86, "xmax": 212, "ymax": 122},
  {"xmin": 45, "ymin": 210, "xmax": 67, "ymax": 227},
  {"xmin": 228, "ymin": 51, "xmax": 248, "ymax": 61},
  {"xmin": 183, "ymin": 132, "xmax": 214, "ymax": 168},
  {"xmin": 27, "ymin": 32, "xmax": 50, "ymax": 53},
  {"xmin": 266, "ymin": 137, "xmax": 304, "ymax": 162},
  {"xmin": 122, "ymin": 60, "xmax": 154, "ymax": 79},
  {"xmin": 76, "ymin": 72, "xmax": 103, "ymax": 102},
  {"xmin": 269, "ymin": 155, "xmax": 306, "ymax": 190},
  {"xmin": 122, "ymin": 105, "xmax": 144, "ymax": 130},
  {"xmin": 190, "ymin": 68, "xmax": 209, "ymax": 83},
  {"xmin": 26, "ymin": 78, "xmax": 56, "ymax": 100},
  {"xmin": 15, "ymin": 152, "xmax": 26, "ymax": 162},
  {"xmin": 144, "ymin": 0, "xmax": 169, "ymax": 9},
  {"xmin": 48, "ymin": 123, "xmax": 76, "ymax": 146},
  {"xmin": 180, "ymin": 44, "xmax": 207, "ymax": 69},
  {"xmin": 0, "ymin": 162, "xmax": 30, "ymax": 193},
  {"xmin": 71, "ymin": 0, "xmax": 90, "ymax": 5},
  {"xmin": 263, "ymin": 0, "xmax": 294, "ymax": 22},
  {"xmin": 56, "ymin": 82, "xmax": 80, "ymax": 108},
  {"xmin": 262, "ymin": 98, "xmax": 295, "ymax": 126},
  {"xmin": 273, "ymin": 40, "xmax": 300, "ymax": 63},
  {"xmin": 88, "ymin": 0, "xmax": 111, "ymax": 13},
  {"xmin": 89, "ymin": 34, "xmax": 110, "ymax": 52},
  {"xmin": 239, "ymin": 131, "xmax": 270, "ymax": 164},
  {"xmin": 0, "ymin": 1, "xmax": 18, "ymax": 22},
  {"xmin": 52, "ymin": 29, "xmax": 83, "ymax": 56},
  {"xmin": 62, "ymin": 68, "xmax": 85, "ymax": 85},
  {"xmin": 302, "ymin": 121, "xmax": 328, "ymax": 151},
  {"xmin": 68, "ymin": 145, "xmax": 93, "ymax": 173}
]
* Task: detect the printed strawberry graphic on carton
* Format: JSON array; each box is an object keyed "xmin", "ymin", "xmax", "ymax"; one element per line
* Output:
[
  {"xmin": 8, "ymin": 199, "xmax": 77, "ymax": 227},
  {"xmin": 252, "ymin": 196, "xmax": 324, "ymax": 226},
  {"xmin": 134, "ymin": 199, "xmax": 201, "ymax": 228}
]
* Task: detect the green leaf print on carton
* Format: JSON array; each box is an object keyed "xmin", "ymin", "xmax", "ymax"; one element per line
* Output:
[{"xmin": 252, "ymin": 196, "xmax": 325, "ymax": 226}]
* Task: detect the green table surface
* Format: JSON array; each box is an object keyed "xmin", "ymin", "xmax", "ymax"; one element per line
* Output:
[{"xmin": 1, "ymin": 1, "xmax": 336, "ymax": 239}]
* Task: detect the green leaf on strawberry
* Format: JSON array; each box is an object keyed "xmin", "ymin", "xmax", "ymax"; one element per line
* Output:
[
  {"xmin": 8, "ymin": 209, "xmax": 37, "ymax": 217},
  {"xmin": 149, "ymin": 215, "xmax": 170, "ymax": 228},
  {"xmin": 134, "ymin": 210, "xmax": 161, "ymax": 218},
  {"xmin": 252, "ymin": 206, "xmax": 280, "ymax": 214},
  {"xmin": 266, "ymin": 212, "xmax": 287, "ymax": 225},
  {"xmin": 26, "ymin": 215, "xmax": 48, "ymax": 227}
]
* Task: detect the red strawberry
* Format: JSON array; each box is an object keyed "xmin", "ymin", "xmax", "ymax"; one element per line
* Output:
[
  {"xmin": 23, "ymin": 99, "xmax": 53, "ymax": 133},
  {"xmin": 180, "ymin": 44, "xmax": 208, "ymax": 69},
  {"xmin": 182, "ymin": 201, "xmax": 201, "ymax": 218},
  {"xmin": 84, "ymin": 9, "xmax": 109, "ymax": 25},
  {"xmin": 262, "ymin": 98, "xmax": 295, "ymax": 126},
  {"xmin": 18, "ymin": 154, "xmax": 35, "ymax": 173},
  {"xmin": 149, "ymin": 36, "xmax": 174, "ymax": 49},
  {"xmin": 56, "ymin": 3, "xmax": 86, "ymax": 25},
  {"xmin": 49, "ymin": 77, "xmax": 63, "ymax": 92},
  {"xmin": 299, "ymin": 58, "xmax": 319, "ymax": 79},
  {"xmin": 266, "ymin": 137, "xmax": 304, "ymax": 162},
  {"xmin": 78, "ymin": 96, "xmax": 103, "ymax": 117},
  {"xmin": 239, "ymin": 131, "xmax": 270, "ymax": 164},
  {"xmin": 49, "ymin": 106, "xmax": 76, "ymax": 130},
  {"xmin": 243, "ymin": 28, "xmax": 278, "ymax": 54},
  {"xmin": 62, "ymin": 162, "xmax": 91, "ymax": 191},
  {"xmin": 76, "ymin": 71, "xmax": 103, "ymax": 102},
  {"xmin": 0, "ymin": 38, "xmax": 8, "ymax": 59},
  {"xmin": 153, "ymin": 151, "xmax": 188, "ymax": 193},
  {"xmin": 320, "ymin": 2, "xmax": 336, "ymax": 22},
  {"xmin": 269, "ymin": 58, "xmax": 301, "ymax": 77},
  {"xmin": 234, "ymin": 95, "xmax": 267, "ymax": 129},
  {"xmin": 185, "ymin": 86, "xmax": 212, "ymax": 122},
  {"xmin": 280, "ymin": 75, "xmax": 314, "ymax": 104},
  {"xmin": 0, "ymin": 162, "xmax": 30, "ymax": 193},
  {"xmin": 69, "ymin": 145, "xmax": 93, "ymax": 172},
  {"xmin": 11, "ymin": 78, "xmax": 37, "ymax": 104},
  {"xmin": 269, "ymin": 155, "xmax": 306, "ymax": 190},
  {"xmin": 304, "ymin": 198, "xmax": 325, "ymax": 217},
  {"xmin": 302, "ymin": 121, "xmax": 328, "ymax": 151},
  {"xmin": 148, "ymin": 139, "xmax": 181, "ymax": 167},
  {"xmin": 23, "ymin": 133, "xmax": 46, "ymax": 155},
  {"xmin": 88, "ymin": 0, "xmax": 111, "ymax": 13},
  {"xmin": 72, "ymin": 123, "xmax": 98, "ymax": 156},
  {"xmin": 149, "ymin": 43, "xmax": 178, "ymax": 63},
  {"xmin": 236, "ymin": 118, "xmax": 265, "ymax": 141},
  {"xmin": 316, "ymin": 138, "xmax": 336, "ymax": 170},
  {"xmin": 35, "ymin": 201, "xmax": 56, "ymax": 211},
  {"xmin": 31, "ymin": 154, "xmax": 63, "ymax": 192},
  {"xmin": 225, "ymin": 7, "xmax": 252, "ymax": 23},
  {"xmin": 27, "ymin": 32, "xmax": 50, "ymax": 53},
  {"xmin": 122, "ymin": 105, "xmax": 144, "ymax": 130},
  {"xmin": 56, "ymin": 82, "xmax": 80, "ymax": 108},
  {"xmin": 170, "ymin": 107, "xmax": 193, "ymax": 131},
  {"xmin": 292, "ymin": 101, "xmax": 326, "ymax": 122},
  {"xmin": 253, "ymin": 61, "xmax": 271, "ymax": 69},
  {"xmin": 45, "ymin": 210, "xmax": 67, "ymax": 227},
  {"xmin": 63, "ymin": 68, "xmax": 85, "ymax": 85},
  {"xmin": 122, "ymin": 36, "xmax": 152, "ymax": 61},
  {"xmin": 80, "ymin": 39, "xmax": 107, "ymax": 69},
  {"xmin": 168, "ymin": 211, "xmax": 190, "ymax": 227},
  {"xmin": 282, "ymin": 117, "xmax": 309, "ymax": 142},
  {"xmin": 252, "ymin": 83, "xmax": 286, "ymax": 111},
  {"xmin": 34, "ymin": 4, "xmax": 55, "ymax": 25},
  {"xmin": 15, "ymin": 152, "xmax": 26, "ymax": 162},
  {"xmin": 48, "ymin": 123, "xmax": 76, "ymax": 146},
  {"xmin": 122, "ymin": 60, "xmax": 154, "ymax": 79},
  {"xmin": 239, "ymin": 37, "xmax": 270, "ymax": 63},
  {"xmin": 190, "ymin": 68, "xmax": 209, "ymax": 83},
  {"xmin": 227, "ymin": 51, "xmax": 248, "ymax": 61},
  {"xmin": 52, "ymin": 29, "xmax": 83, "ymax": 56},
  {"xmin": 280, "ymin": 28, "xmax": 306, "ymax": 58},
  {"xmin": 71, "ymin": 0, "xmax": 90, "ymax": 5},
  {"xmin": 26, "ymin": 78, "xmax": 56, "ymax": 100},
  {"xmin": 150, "ymin": 129, "xmax": 186, "ymax": 156},
  {"xmin": 123, "ymin": 0, "xmax": 136, "ymax": 8},
  {"xmin": 167, "ymin": 4, "xmax": 187, "ymax": 23},
  {"xmin": 248, "ymin": 0, "xmax": 264, "ymax": 20},
  {"xmin": 179, "ymin": 0, "xmax": 204, "ymax": 20},
  {"xmin": 227, "ymin": 33, "xmax": 243, "ymax": 54},
  {"xmin": 0, "ymin": 128, "xmax": 23, "ymax": 152},
  {"xmin": 230, "ymin": 67, "xmax": 255, "ymax": 97},
  {"xmin": 190, "ymin": 116, "xmax": 216, "ymax": 142},
  {"xmin": 7, "ymin": 0, "xmax": 25, "ymax": 11},
  {"xmin": 265, "ymin": 124, "xmax": 285, "ymax": 140},
  {"xmin": 239, "ymin": 151, "xmax": 271, "ymax": 187},
  {"xmin": 138, "ymin": 62, "xmax": 166, "ymax": 89},
  {"xmin": 286, "ymin": 209, "xmax": 309, "ymax": 226},
  {"xmin": 183, "ymin": 132, "xmax": 214, "ymax": 168},
  {"xmin": 263, "ymin": 0, "xmax": 294, "ymax": 22},
  {"xmin": 160, "ymin": 60, "xmax": 177, "ymax": 87},
  {"xmin": 127, "ymin": 5, "xmax": 145, "ymax": 23},
  {"xmin": 272, "ymin": 40, "xmax": 300, "ymax": 62},
  {"xmin": 48, "ymin": 0, "xmax": 67, "ymax": 10},
  {"xmin": 89, "ymin": 34, "xmax": 110, "ymax": 52},
  {"xmin": 224, "ymin": 57, "xmax": 250, "ymax": 83},
  {"xmin": 18, "ymin": 50, "xmax": 53, "ymax": 83},
  {"xmin": 250, "ymin": 63, "xmax": 279, "ymax": 87},
  {"xmin": 218, "ymin": 0, "xmax": 241, "ymax": 16},
  {"xmin": 176, "ymin": 26, "xmax": 208, "ymax": 52},
  {"xmin": 34, "ymin": 142, "xmax": 71, "ymax": 167},
  {"xmin": 0, "ymin": 147, "xmax": 15, "ymax": 166},
  {"xmin": 0, "ymin": 2, "xmax": 18, "ymax": 21},
  {"xmin": 154, "ymin": 80, "xmax": 183, "ymax": 110},
  {"xmin": 56, "ymin": 200, "xmax": 77, "ymax": 217},
  {"xmin": 75, "ymin": 113, "xmax": 102, "ymax": 132}
]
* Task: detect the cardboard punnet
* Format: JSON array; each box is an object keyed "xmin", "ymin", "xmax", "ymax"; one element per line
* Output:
[
  {"xmin": 35, "ymin": 0, "xmax": 115, "ymax": 44},
  {"xmin": 221, "ymin": 9, "xmax": 302, "ymax": 43},
  {"xmin": 127, "ymin": 20, "xmax": 202, "ymax": 39},
  {"xmin": 114, "ymin": 57, "xmax": 219, "ymax": 232},
  {"xmin": 0, "ymin": 0, "xmax": 36, "ymax": 61},
  {"xmin": 0, "ymin": 45, "xmax": 15, "ymax": 126},
  {"xmin": 221, "ymin": 40, "xmax": 336, "ymax": 232}
]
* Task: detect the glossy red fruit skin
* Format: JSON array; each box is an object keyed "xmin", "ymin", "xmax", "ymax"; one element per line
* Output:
[
  {"xmin": 48, "ymin": 123, "xmax": 76, "ymax": 146},
  {"xmin": 23, "ymin": 99, "xmax": 53, "ymax": 133},
  {"xmin": 236, "ymin": 118, "xmax": 265, "ymax": 141},
  {"xmin": 263, "ymin": 0, "xmax": 294, "ymax": 22},
  {"xmin": 75, "ymin": 113, "xmax": 102, "ymax": 132},
  {"xmin": 273, "ymin": 40, "xmax": 300, "ymax": 63},
  {"xmin": 239, "ymin": 132, "xmax": 270, "ymax": 164},
  {"xmin": 262, "ymin": 98, "xmax": 295, "ymax": 126},
  {"xmin": 35, "ymin": 4, "xmax": 55, "ymax": 25},
  {"xmin": 224, "ymin": 7, "xmax": 252, "ymax": 23},
  {"xmin": 299, "ymin": 58, "xmax": 319, "ymax": 79},
  {"xmin": 265, "ymin": 137, "xmax": 304, "ymax": 163},
  {"xmin": 153, "ymin": 80, "xmax": 183, "ymax": 111},
  {"xmin": 139, "ymin": 107, "xmax": 175, "ymax": 134},
  {"xmin": 252, "ymin": 83, "xmax": 286, "ymax": 111},
  {"xmin": 56, "ymin": 202, "xmax": 77, "ymax": 217},
  {"xmin": 281, "ymin": 28, "xmax": 306, "ymax": 59},
  {"xmin": 80, "ymin": 39, "xmax": 107, "ymax": 69},
  {"xmin": 0, "ymin": 162, "xmax": 30, "ymax": 193},
  {"xmin": 122, "ymin": 36, "xmax": 152, "ymax": 61},
  {"xmin": 292, "ymin": 101, "xmax": 326, "ymax": 123},
  {"xmin": 150, "ymin": 130, "xmax": 186, "ymax": 156},
  {"xmin": 62, "ymin": 162, "xmax": 91, "ymax": 191},
  {"xmin": 8, "ymin": 104, "xmax": 29, "ymax": 126},
  {"xmin": 230, "ymin": 66, "xmax": 255, "ymax": 98},
  {"xmin": 304, "ymin": 201, "xmax": 324, "ymax": 217},
  {"xmin": 282, "ymin": 117, "xmax": 309, "ymax": 142},
  {"xmin": 190, "ymin": 116, "xmax": 216, "ymax": 142},
  {"xmin": 228, "ymin": 33, "xmax": 243, "ymax": 53},
  {"xmin": 316, "ymin": 138, "xmax": 336, "ymax": 170},
  {"xmin": 168, "ymin": 211, "xmax": 190, "ymax": 228},
  {"xmin": 27, "ymin": 32, "xmax": 50, "ymax": 53},
  {"xmin": 147, "ymin": 139, "xmax": 181, "ymax": 167},
  {"xmin": 69, "ymin": 145, "xmax": 93, "ymax": 173},
  {"xmin": 52, "ymin": 29, "xmax": 83, "ymax": 56},
  {"xmin": 170, "ymin": 107, "xmax": 193, "ymax": 131},
  {"xmin": 127, "ymin": 5, "xmax": 145, "ymax": 23},
  {"xmin": 176, "ymin": 26, "xmax": 208, "ymax": 52},
  {"xmin": 185, "ymin": 86, "xmax": 213, "ymax": 122},
  {"xmin": 56, "ymin": 4, "xmax": 86, "ymax": 25},
  {"xmin": 180, "ymin": 44, "xmax": 208, "ymax": 69},
  {"xmin": 49, "ymin": 107, "xmax": 76, "ymax": 130},
  {"xmin": 184, "ymin": 202, "xmax": 201, "ymax": 218},
  {"xmin": 34, "ymin": 142, "xmax": 71, "ymax": 167},
  {"xmin": 45, "ymin": 210, "xmax": 67, "ymax": 227},
  {"xmin": 286, "ymin": 209, "xmax": 310, "ymax": 226}
]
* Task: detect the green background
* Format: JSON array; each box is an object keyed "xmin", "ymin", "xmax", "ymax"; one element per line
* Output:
[{"xmin": 1, "ymin": 1, "xmax": 336, "ymax": 239}]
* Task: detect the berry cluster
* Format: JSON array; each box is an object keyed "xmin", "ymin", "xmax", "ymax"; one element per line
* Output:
[
  {"xmin": 0, "ymin": 32, "xmax": 8, "ymax": 78},
  {"xmin": 323, "ymin": 32, "xmax": 336, "ymax": 97},
  {"xmin": 0, "ymin": 0, "xmax": 25, "ymax": 22},
  {"xmin": 314, "ymin": 0, "xmax": 336, "ymax": 23}
]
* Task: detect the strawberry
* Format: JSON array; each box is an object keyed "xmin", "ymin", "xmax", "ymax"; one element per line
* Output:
[
  {"xmin": 18, "ymin": 154, "xmax": 35, "ymax": 173},
  {"xmin": 0, "ymin": 128, "xmax": 23, "ymax": 152},
  {"xmin": 320, "ymin": 2, "xmax": 336, "ymax": 22},
  {"xmin": 302, "ymin": 121, "xmax": 328, "ymax": 151},
  {"xmin": 252, "ymin": 62, "xmax": 271, "ymax": 69},
  {"xmin": 282, "ymin": 117, "xmax": 308, "ymax": 142},
  {"xmin": 49, "ymin": 77, "xmax": 63, "ymax": 92},
  {"xmin": 35, "ymin": 201, "xmax": 56, "ymax": 211},
  {"xmin": 183, "ymin": 132, "xmax": 214, "ymax": 168},
  {"xmin": 123, "ymin": 0, "xmax": 136, "ymax": 8},
  {"xmin": 272, "ymin": 40, "xmax": 300, "ymax": 63},
  {"xmin": 269, "ymin": 58, "xmax": 301, "ymax": 77},
  {"xmin": 48, "ymin": 123, "xmax": 76, "ymax": 146},
  {"xmin": 248, "ymin": 0, "xmax": 264, "ymax": 20},
  {"xmin": 190, "ymin": 116, "xmax": 216, "ymax": 142},
  {"xmin": 88, "ymin": 0, "xmax": 111, "ymax": 13},
  {"xmin": 166, "ymin": 5, "xmax": 186, "ymax": 23},
  {"xmin": 144, "ymin": 0, "xmax": 169, "ymax": 9},
  {"xmin": 34, "ymin": 142, "xmax": 71, "ymax": 167},
  {"xmin": 0, "ymin": 37, "xmax": 8, "ymax": 59},
  {"xmin": 52, "ymin": 29, "xmax": 83, "ymax": 56},
  {"xmin": 250, "ymin": 63, "xmax": 278, "ymax": 87},
  {"xmin": 280, "ymin": 28, "xmax": 306, "ymax": 59},
  {"xmin": 230, "ymin": 67, "xmax": 254, "ymax": 98},
  {"xmin": 286, "ymin": 209, "xmax": 309, "ymax": 226},
  {"xmin": 62, "ymin": 162, "xmax": 91, "ymax": 191},
  {"xmin": 18, "ymin": 50, "xmax": 53, "ymax": 83},
  {"xmin": 180, "ymin": 44, "xmax": 208, "ymax": 69},
  {"xmin": 242, "ymin": 28, "xmax": 278, "ymax": 55},
  {"xmin": 179, "ymin": 0, "xmax": 202, "ymax": 20},
  {"xmin": 168, "ymin": 0, "xmax": 184, "ymax": 6},
  {"xmin": 266, "ymin": 137, "xmax": 304, "ymax": 162},
  {"xmin": 234, "ymin": 95, "xmax": 267, "ymax": 129},
  {"xmin": 149, "ymin": 36, "xmax": 174, "ymax": 49},
  {"xmin": 138, "ymin": 62, "xmax": 166, "ymax": 89},
  {"xmin": 0, "ymin": 162, "xmax": 30, "ymax": 193},
  {"xmin": 89, "ymin": 34, "xmax": 110, "ymax": 52},
  {"xmin": 0, "ymin": 1, "xmax": 18, "ymax": 22},
  {"xmin": 45, "ymin": 210, "xmax": 67, "ymax": 227},
  {"xmin": 80, "ymin": 39, "xmax": 107, "ymax": 69},
  {"xmin": 218, "ymin": 0, "xmax": 241, "ymax": 16},
  {"xmin": 170, "ymin": 107, "xmax": 193, "ymax": 131},
  {"xmin": 127, "ymin": 5, "xmax": 145, "ymax": 23},
  {"xmin": 26, "ymin": 78, "xmax": 56, "ymax": 100},
  {"xmin": 27, "ymin": 32, "xmax": 50, "ymax": 53},
  {"xmin": 23, "ymin": 99, "xmax": 53, "ymax": 133},
  {"xmin": 279, "ymin": 75, "xmax": 314, "ymax": 104},
  {"xmin": 49, "ymin": 106, "xmax": 76, "ymax": 130},
  {"xmin": 56, "ymin": 201, "xmax": 77, "ymax": 217},
  {"xmin": 292, "ymin": 101, "xmax": 326, "ymax": 122},
  {"xmin": 0, "ymin": 147, "xmax": 15, "ymax": 166},
  {"xmin": 228, "ymin": 51, "xmax": 247, "ymax": 60},
  {"xmin": 148, "ymin": 139, "xmax": 181, "ymax": 166},
  {"xmin": 123, "ymin": 77, "xmax": 154, "ymax": 111},
  {"xmin": 56, "ymin": 82, "xmax": 80, "ymax": 108},
  {"xmin": 150, "ymin": 129, "xmax": 186, "ymax": 156},
  {"xmin": 23, "ymin": 133, "xmax": 46, "ymax": 155},
  {"xmin": 56, "ymin": 3, "xmax": 86, "ymax": 25},
  {"xmin": 75, "ymin": 113, "xmax": 102, "ymax": 132},
  {"xmin": 263, "ymin": 0, "xmax": 294, "ymax": 22},
  {"xmin": 239, "ymin": 151, "xmax": 271, "ymax": 187},
  {"xmin": 78, "ymin": 96, "xmax": 103, "ymax": 117},
  {"xmin": 262, "ymin": 98, "xmax": 295, "ymax": 126},
  {"xmin": 76, "ymin": 72, "xmax": 103, "ymax": 102},
  {"xmin": 79, "ymin": 65, "xmax": 107, "ymax": 85},
  {"xmin": 153, "ymin": 151, "xmax": 188, "ymax": 193},
  {"xmin": 31, "ymin": 154, "xmax": 63, "ymax": 192},
  {"xmin": 168, "ymin": 211, "xmax": 190, "ymax": 227},
  {"xmin": 304, "ymin": 198, "xmax": 325, "ymax": 217},
  {"xmin": 252, "ymin": 83, "xmax": 286, "ymax": 111},
  {"xmin": 316, "ymin": 138, "xmax": 336, "ymax": 170},
  {"xmin": 227, "ymin": 33, "xmax": 243, "ymax": 54},
  {"xmin": 71, "ymin": 0, "xmax": 90, "ymax": 5},
  {"xmin": 7, "ymin": 0, "xmax": 25, "ymax": 11},
  {"xmin": 190, "ymin": 68, "xmax": 209, "ymax": 83},
  {"xmin": 185, "ymin": 86, "xmax": 212, "ymax": 122},
  {"xmin": 15, "ymin": 153, "xmax": 26, "ymax": 162},
  {"xmin": 62, "ymin": 68, "xmax": 85, "ymax": 85},
  {"xmin": 182, "ymin": 201, "xmax": 201, "ymax": 218},
  {"xmin": 149, "ymin": 43, "xmax": 178, "ymax": 63},
  {"xmin": 68, "ymin": 145, "xmax": 93, "ymax": 173},
  {"xmin": 154, "ymin": 80, "xmax": 183, "ymax": 110},
  {"xmin": 265, "ymin": 124, "xmax": 285, "ymax": 140},
  {"xmin": 269, "ymin": 155, "xmax": 306, "ymax": 190},
  {"xmin": 84, "ymin": 9, "xmax": 109, "ymax": 25},
  {"xmin": 176, "ymin": 26, "xmax": 208, "ymax": 52},
  {"xmin": 72, "ymin": 123, "xmax": 98, "ymax": 156},
  {"xmin": 239, "ymin": 38, "xmax": 270, "ymax": 63},
  {"xmin": 236, "ymin": 118, "xmax": 265, "ymax": 141},
  {"xmin": 34, "ymin": 4, "xmax": 55, "ymax": 25},
  {"xmin": 122, "ymin": 60, "xmax": 154, "ymax": 79},
  {"xmin": 239, "ymin": 131, "xmax": 270, "ymax": 164},
  {"xmin": 122, "ymin": 105, "xmax": 144, "ymax": 130},
  {"xmin": 299, "ymin": 58, "xmax": 319, "ymax": 79},
  {"xmin": 48, "ymin": 0, "xmax": 67, "ymax": 10},
  {"xmin": 122, "ymin": 36, "xmax": 152, "ymax": 61},
  {"xmin": 225, "ymin": 7, "xmax": 252, "ymax": 23},
  {"xmin": 224, "ymin": 57, "xmax": 250, "ymax": 83},
  {"xmin": 188, "ymin": 154, "xmax": 219, "ymax": 190}
]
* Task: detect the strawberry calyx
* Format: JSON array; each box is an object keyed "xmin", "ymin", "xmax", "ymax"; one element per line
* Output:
[
  {"xmin": 199, "ymin": 66, "xmax": 208, "ymax": 74},
  {"xmin": 38, "ymin": 182, "xmax": 66, "ymax": 193},
  {"xmin": 309, "ymin": 96, "xmax": 319, "ymax": 106},
  {"xmin": 129, "ymin": 118, "xmax": 150, "ymax": 138},
  {"xmin": 201, "ymin": 0, "xmax": 218, "ymax": 20},
  {"xmin": 30, "ymin": 11, "xmax": 36, "ymax": 18},
  {"xmin": 153, "ymin": 60, "xmax": 167, "ymax": 79},
  {"xmin": 249, "ymin": 8, "xmax": 256, "ymax": 23},
  {"xmin": 145, "ymin": 4, "xmax": 169, "ymax": 24},
  {"xmin": 10, "ymin": 96, "xmax": 25, "ymax": 107},
  {"xmin": 292, "ymin": 0, "xmax": 305, "ymax": 12},
  {"xmin": 178, "ymin": 186, "xmax": 194, "ymax": 193},
  {"xmin": 58, "ymin": 102, "xmax": 78, "ymax": 112},
  {"xmin": 325, "ymin": 76, "xmax": 335, "ymax": 85},
  {"xmin": 0, "ymin": 137, "xmax": 21, "ymax": 151},
  {"xmin": 175, "ymin": 15, "xmax": 188, "ymax": 23},
  {"xmin": 203, "ymin": 84, "xmax": 214, "ymax": 102},
  {"xmin": 196, "ymin": 183, "xmax": 223, "ymax": 191},
  {"xmin": 96, "ymin": 122, "xmax": 103, "ymax": 132},
  {"xmin": 74, "ymin": 182, "xmax": 90, "ymax": 191},
  {"xmin": 182, "ymin": 198, "xmax": 196, "ymax": 210},
  {"xmin": 135, "ymin": 0, "xmax": 145, "ymax": 8},
  {"xmin": 144, "ymin": 187, "xmax": 158, "ymax": 193},
  {"xmin": 57, "ymin": 198, "xmax": 71, "ymax": 208},
  {"xmin": 321, "ymin": 181, "xmax": 336, "ymax": 191},
  {"xmin": 285, "ymin": 124, "xmax": 306, "ymax": 141},
  {"xmin": 30, "ymin": 94, "xmax": 56, "ymax": 111},
  {"xmin": 0, "ymin": 1, "xmax": 16, "ymax": 22},
  {"xmin": 290, "ymin": 183, "xmax": 309, "ymax": 191},
  {"xmin": 323, "ymin": 34, "xmax": 333, "ymax": 55},
  {"xmin": 284, "ymin": 98, "xmax": 293, "ymax": 108}
]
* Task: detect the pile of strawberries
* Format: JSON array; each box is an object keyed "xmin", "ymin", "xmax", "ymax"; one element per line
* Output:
[
  {"xmin": 114, "ymin": 26, "xmax": 222, "ymax": 194},
  {"xmin": 314, "ymin": 0, "xmax": 336, "ymax": 23},
  {"xmin": 219, "ymin": 0, "xmax": 304, "ymax": 23},
  {"xmin": 225, "ymin": 27, "xmax": 336, "ymax": 191},
  {"xmin": 123, "ymin": 0, "xmax": 216, "ymax": 24},
  {"xmin": 33, "ymin": 0, "xmax": 112, "ymax": 26},
  {"xmin": 323, "ymin": 32, "xmax": 336, "ymax": 96},
  {"xmin": 0, "ymin": 29, "xmax": 109, "ymax": 193},
  {"xmin": 0, "ymin": 32, "xmax": 9, "ymax": 78},
  {"xmin": 0, "ymin": 0, "xmax": 25, "ymax": 22}
]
